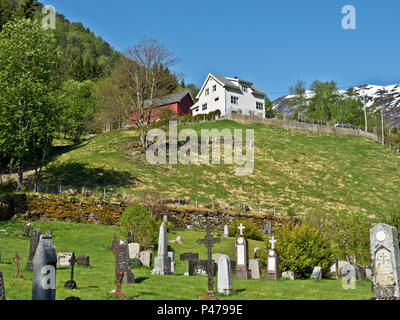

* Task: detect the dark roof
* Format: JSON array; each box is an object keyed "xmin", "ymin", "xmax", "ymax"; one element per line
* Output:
[
  {"xmin": 145, "ymin": 91, "xmax": 192, "ymax": 108},
  {"xmin": 210, "ymin": 73, "xmax": 266, "ymax": 96}
]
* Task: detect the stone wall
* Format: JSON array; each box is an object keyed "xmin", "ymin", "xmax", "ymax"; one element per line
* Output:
[{"xmin": 227, "ymin": 114, "xmax": 379, "ymax": 142}]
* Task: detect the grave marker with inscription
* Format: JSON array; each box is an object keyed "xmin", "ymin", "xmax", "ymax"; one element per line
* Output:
[
  {"xmin": 26, "ymin": 229, "xmax": 41, "ymax": 272},
  {"xmin": 266, "ymin": 237, "xmax": 279, "ymax": 280},
  {"xmin": 234, "ymin": 224, "xmax": 250, "ymax": 280},
  {"xmin": 370, "ymin": 223, "xmax": 400, "ymax": 299}
]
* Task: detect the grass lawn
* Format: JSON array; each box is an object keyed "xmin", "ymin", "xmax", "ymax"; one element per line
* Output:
[
  {"xmin": 0, "ymin": 220, "xmax": 371, "ymax": 300},
  {"xmin": 39, "ymin": 120, "xmax": 400, "ymax": 218}
]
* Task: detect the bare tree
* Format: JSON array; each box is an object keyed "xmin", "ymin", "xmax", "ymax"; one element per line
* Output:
[{"xmin": 95, "ymin": 37, "xmax": 179, "ymax": 148}]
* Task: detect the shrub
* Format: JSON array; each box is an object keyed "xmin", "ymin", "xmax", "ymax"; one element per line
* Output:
[
  {"xmin": 303, "ymin": 209, "xmax": 371, "ymax": 265},
  {"xmin": 228, "ymin": 219, "xmax": 265, "ymax": 241},
  {"xmin": 257, "ymin": 223, "xmax": 333, "ymax": 279},
  {"xmin": 120, "ymin": 204, "xmax": 158, "ymax": 247},
  {"xmin": 129, "ymin": 258, "xmax": 143, "ymax": 269}
]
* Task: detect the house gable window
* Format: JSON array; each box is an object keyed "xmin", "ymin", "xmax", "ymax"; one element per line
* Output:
[
  {"xmin": 205, "ymin": 89, "xmax": 210, "ymax": 96},
  {"xmin": 256, "ymin": 102, "xmax": 264, "ymax": 110},
  {"xmin": 241, "ymin": 85, "xmax": 249, "ymax": 92},
  {"xmin": 202, "ymin": 103, "xmax": 208, "ymax": 111},
  {"xmin": 231, "ymin": 96, "xmax": 239, "ymax": 105},
  {"xmin": 213, "ymin": 85, "xmax": 217, "ymax": 92},
  {"xmin": 215, "ymin": 97, "xmax": 219, "ymax": 102}
]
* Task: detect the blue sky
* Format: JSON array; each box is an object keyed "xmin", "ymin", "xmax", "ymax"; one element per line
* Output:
[{"xmin": 45, "ymin": 0, "xmax": 400, "ymax": 100}]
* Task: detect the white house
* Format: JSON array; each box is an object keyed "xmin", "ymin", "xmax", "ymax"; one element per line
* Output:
[{"xmin": 191, "ymin": 73, "xmax": 267, "ymax": 118}]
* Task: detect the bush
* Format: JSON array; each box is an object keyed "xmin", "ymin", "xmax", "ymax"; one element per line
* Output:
[
  {"xmin": 228, "ymin": 219, "xmax": 265, "ymax": 241},
  {"xmin": 303, "ymin": 209, "xmax": 371, "ymax": 265},
  {"xmin": 129, "ymin": 258, "xmax": 143, "ymax": 269},
  {"xmin": 257, "ymin": 223, "xmax": 333, "ymax": 279},
  {"xmin": 120, "ymin": 204, "xmax": 158, "ymax": 247}
]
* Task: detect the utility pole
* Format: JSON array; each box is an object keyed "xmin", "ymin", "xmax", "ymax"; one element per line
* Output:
[
  {"xmin": 381, "ymin": 105, "xmax": 385, "ymax": 147},
  {"xmin": 363, "ymin": 87, "xmax": 368, "ymax": 132}
]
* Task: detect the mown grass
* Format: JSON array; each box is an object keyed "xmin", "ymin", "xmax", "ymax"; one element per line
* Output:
[
  {"xmin": 0, "ymin": 220, "xmax": 371, "ymax": 300},
  {"xmin": 40, "ymin": 120, "xmax": 400, "ymax": 217}
]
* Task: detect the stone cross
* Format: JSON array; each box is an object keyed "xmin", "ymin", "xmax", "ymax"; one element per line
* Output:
[
  {"xmin": 269, "ymin": 236, "xmax": 277, "ymax": 250},
  {"xmin": 238, "ymin": 224, "xmax": 245, "ymax": 236},
  {"xmin": 106, "ymin": 234, "xmax": 126, "ymax": 300},
  {"xmin": 64, "ymin": 253, "xmax": 77, "ymax": 290},
  {"xmin": 13, "ymin": 252, "xmax": 22, "ymax": 280},
  {"xmin": 197, "ymin": 225, "xmax": 221, "ymax": 299}
]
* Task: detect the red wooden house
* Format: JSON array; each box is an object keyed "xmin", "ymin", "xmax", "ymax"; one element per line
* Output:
[{"xmin": 130, "ymin": 91, "xmax": 194, "ymax": 123}]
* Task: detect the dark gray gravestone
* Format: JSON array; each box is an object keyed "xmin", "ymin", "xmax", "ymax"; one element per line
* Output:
[
  {"xmin": 0, "ymin": 271, "xmax": 5, "ymax": 300},
  {"xmin": 32, "ymin": 234, "xmax": 57, "ymax": 300},
  {"xmin": 180, "ymin": 252, "xmax": 199, "ymax": 261},
  {"xmin": 76, "ymin": 255, "xmax": 90, "ymax": 267},
  {"xmin": 187, "ymin": 260, "xmax": 217, "ymax": 277},
  {"xmin": 127, "ymin": 230, "xmax": 134, "ymax": 244},
  {"xmin": 119, "ymin": 241, "xmax": 134, "ymax": 284},
  {"xmin": 26, "ymin": 229, "xmax": 41, "ymax": 272}
]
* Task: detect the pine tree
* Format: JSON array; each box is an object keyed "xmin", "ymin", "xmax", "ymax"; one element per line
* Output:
[{"xmin": 17, "ymin": 0, "xmax": 40, "ymax": 19}]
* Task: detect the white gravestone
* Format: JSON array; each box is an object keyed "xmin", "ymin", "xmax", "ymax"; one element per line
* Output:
[
  {"xmin": 224, "ymin": 225, "xmax": 229, "ymax": 238},
  {"xmin": 128, "ymin": 243, "xmax": 141, "ymax": 259},
  {"xmin": 234, "ymin": 224, "xmax": 250, "ymax": 280},
  {"xmin": 218, "ymin": 255, "xmax": 233, "ymax": 295},
  {"xmin": 266, "ymin": 237, "xmax": 279, "ymax": 280},
  {"xmin": 57, "ymin": 253, "xmax": 73, "ymax": 267}
]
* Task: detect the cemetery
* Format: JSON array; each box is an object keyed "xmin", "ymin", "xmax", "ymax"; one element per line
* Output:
[{"xmin": 0, "ymin": 215, "xmax": 380, "ymax": 300}]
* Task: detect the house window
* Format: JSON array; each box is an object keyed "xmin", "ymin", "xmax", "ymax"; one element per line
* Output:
[
  {"xmin": 202, "ymin": 103, "xmax": 208, "ymax": 111},
  {"xmin": 205, "ymin": 89, "xmax": 209, "ymax": 96},
  {"xmin": 231, "ymin": 96, "xmax": 239, "ymax": 105},
  {"xmin": 215, "ymin": 97, "xmax": 219, "ymax": 102},
  {"xmin": 256, "ymin": 102, "xmax": 264, "ymax": 110},
  {"xmin": 241, "ymin": 85, "xmax": 249, "ymax": 92},
  {"xmin": 194, "ymin": 107, "xmax": 199, "ymax": 112},
  {"xmin": 213, "ymin": 85, "xmax": 217, "ymax": 92}
]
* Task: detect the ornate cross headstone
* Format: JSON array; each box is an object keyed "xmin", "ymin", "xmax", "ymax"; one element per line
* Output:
[
  {"xmin": 64, "ymin": 253, "xmax": 77, "ymax": 290},
  {"xmin": 234, "ymin": 224, "xmax": 250, "ymax": 280},
  {"xmin": 197, "ymin": 225, "xmax": 221, "ymax": 300},
  {"xmin": 370, "ymin": 223, "xmax": 400, "ymax": 300},
  {"xmin": 106, "ymin": 234, "xmax": 126, "ymax": 300},
  {"xmin": 13, "ymin": 252, "xmax": 22, "ymax": 280},
  {"xmin": 266, "ymin": 236, "xmax": 279, "ymax": 280}
]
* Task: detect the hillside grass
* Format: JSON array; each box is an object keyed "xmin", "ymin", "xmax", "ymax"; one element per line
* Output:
[
  {"xmin": 40, "ymin": 120, "xmax": 400, "ymax": 217},
  {"xmin": 0, "ymin": 220, "xmax": 371, "ymax": 300}
]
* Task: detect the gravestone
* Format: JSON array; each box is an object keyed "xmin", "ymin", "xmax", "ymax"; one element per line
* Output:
[
  {"xmin": 106, "ymin": 234, "xmax": 126, "ymax": 299},
  {"xmin": 282, "ymin": 271, "xmax": 295, "ymax": 280},
  {"xmin": 339, "ymin": 264, "xmax": 361, "ymax": 289},
  {"xmin": 0, "ymin": 271, "xmax": 5, "ymax": 300},
  {"xmin": 127, "ymin": 230, "xmax": 134, "ymax": 244},
  {"xmin": 370, "ymin": 223, "xmax": 400, "ymax": 299},
  {"xmin": 330, "ymin": 260, "xmax": 350, "ymax": 278},
  {"xmin": 152, "ymin": 222, "xmax": 171, "ymax": 275},
  {"xmin": 32, "ymin": 233, "xmax": 57, "ymax": 300},
  {"xmin": 310, "ymin": 267, "xmax": 322, "ymax": 280},
  {"xmin": 212, "ymin": 253, "xmax": 223, "ymax": 264},
  {"xmin": 249, "ymin": 259, "xmax": 261, "ymax": 279},
  {"xmin": 224, "ymin": 225, "xmax": 229, "ymax": 238},
  {"xmin": 57, "ymin": 253, "xmax": 73, "ymax": 267},
  {"xmin": 266, "ymin": 237, "xmax": 279, "ymax": 280},
  {"xmin": 76, "ymin": 255, "xmax": 90, "ymax": 267},
  {"xmin": 26, "ymin": 228, "xmax": 41, "ymax": 272},
  {"xmin": 234, "ymin": 224, "xmax": 250, "ymax": 280},
  {"xmin": 139, "ymin": 251, "xmax": 153, "ymax": 268},
  {"xmin": 171, "ymin": 262, "xmax": 176, "ymax": 273},
  {"xmin": 197, "ymin": 225, "xmax": 221, "ymax": 300},
  {"xmin": 180, "ymin": 252, "xmax": 199, "ymax": 261},
  {"xmin": 187, "ymin": 260, "xmax": 218, "ymax": 277},
  {"xmin": 128, "ymin": 243, "xmax": 141, "ymax": 259},
  {"xmin": 119, "ymin": 241, "xmax": 134, "ymax": 284},
  {"xmin": 266, "ymin": 220, "xmax": 273, "ymax": 237},
  {"xmin": 218, "ymin": 255, "xmax": 233, "ymax": 295},
  {"xmin": 22, "ymin": 223, "xmax": 31, "ymax": 237},
  {"xmin": 64, "ymin": 253, "xmax": 78, "ymax": 290},
  {"xmin": 168, "ymin": 251, "xmax": 174, "ymax": 262}
]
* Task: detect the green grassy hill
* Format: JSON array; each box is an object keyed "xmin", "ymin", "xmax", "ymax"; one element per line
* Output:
[{"xmin": 42, "ymin": 120, "xmax": 400, "ymax": 217}]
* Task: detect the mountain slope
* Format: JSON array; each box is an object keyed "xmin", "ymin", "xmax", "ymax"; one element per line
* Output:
[{"xmin": 273, "ymin": 84, "xmax": 400, "ymax": 127}]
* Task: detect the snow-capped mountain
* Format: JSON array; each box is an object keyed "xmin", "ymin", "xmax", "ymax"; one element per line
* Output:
[{"xmin": 272, "ymin": 84, "xmax": 400, "ymax": 127}]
